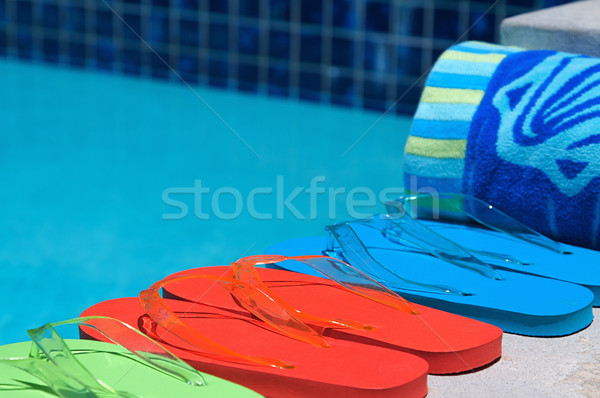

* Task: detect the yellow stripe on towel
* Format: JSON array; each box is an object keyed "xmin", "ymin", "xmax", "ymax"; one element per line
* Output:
[
  {"xmin": 440, "ymin": 50, "xmax": 507, "ymax": 63},
  {"xmin": 405, "ymin": 136, "xmax": 467, "ymax": 159},
  {"xmin": 421, "ymin": 87, "xmax": 484, "ymax": 105}
]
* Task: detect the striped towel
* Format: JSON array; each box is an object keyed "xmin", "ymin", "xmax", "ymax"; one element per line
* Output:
[
  {"xmin": 404, "ymin": 41, "xmax": 600, "ymax": 250},
  {"xmin": 404, "ymin": 41, "xmax": 521, "ymax": 194}
]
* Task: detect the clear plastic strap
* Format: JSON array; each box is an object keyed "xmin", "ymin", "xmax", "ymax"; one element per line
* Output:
[
  {"xmin": 140, "ymin": 273, "xmax": 299, "ymax": 369},
  {"xmin": 400, "ymin": 192, "xmax": 565, "ymax": 255},
  {"xmin": 378, "ymin": 204, "xmax": 504, "ymax": 279},
  {"xmin": 139, "ymin": 255, "xmax": 419, "ymax": 369},
  {"xmin": 325, "ymin": 223, "xmax": 473, "ymax": 296},
  {"xmin": 1, "ymin": 316, "xmax": 205, "ymax": 398},
  {"xmin": 234, "ymin": 255, "xmax": 418, "ymax": 319}
]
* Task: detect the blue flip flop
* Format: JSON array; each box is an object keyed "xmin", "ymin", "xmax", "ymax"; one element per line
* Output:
[
  {"xmin": 391, "ymin": 193, "xmax": 600, "ymax": 304},
  {"xmin": 266, "ymin": 211, "xmax": 595, "ymax": 336}
]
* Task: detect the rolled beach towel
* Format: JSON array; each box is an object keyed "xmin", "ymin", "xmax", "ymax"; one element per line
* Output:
[{"xmin": 404, "ymin": 41, "xmax": 600, "ymax": 250}]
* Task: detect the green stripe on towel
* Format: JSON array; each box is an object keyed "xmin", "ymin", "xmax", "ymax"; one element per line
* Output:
[
  {"xmin": 405, "ymin": 136, "xmax": 467, "ymax": 159},
  {"xmin": 440, "ymin": 50, "xmax": 507, "ymax": 64},
  {"xmin": 421, "ymin": 87, "xmax": 485, "ymax": 105}
]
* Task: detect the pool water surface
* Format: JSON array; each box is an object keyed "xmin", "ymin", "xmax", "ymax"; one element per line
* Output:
[{"xmin": 0, "ymin": 60, "xmax": 412, "ymax": 344}]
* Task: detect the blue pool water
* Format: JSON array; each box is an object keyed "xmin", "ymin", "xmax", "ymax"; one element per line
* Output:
[{"xmin": 0, "ymin": 60, "xmax": 412, "ymax": 344}]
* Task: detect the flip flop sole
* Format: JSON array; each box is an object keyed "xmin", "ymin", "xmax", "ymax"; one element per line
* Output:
[
  {"xmin": 0, "ymin": 339, "xmax": 260, "ymax": 397},
  {"xmin": 162, "ymin": 266, "xmax": 503, "ymax": 374},
  {"xmin": 266, "ymin": 235, "xmax": 594, "ymax": 336},
  {"xmin": 80, "ymin": 296, "xmax": 429, "ymax": 398}
]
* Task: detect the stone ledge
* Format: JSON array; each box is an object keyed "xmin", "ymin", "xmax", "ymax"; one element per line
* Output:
[{"xmin": 500, "ymin": 0, "xmax": 600, "ymax": 57}]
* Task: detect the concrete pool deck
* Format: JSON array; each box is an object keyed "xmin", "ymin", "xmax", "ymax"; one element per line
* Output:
[
  {"xmin": 429, "ymin": 308, "xmax": 600, "ymax": 397},
  {"xmin": 501, "ymin": 0, "xmax": 600, "ymax": 57}
]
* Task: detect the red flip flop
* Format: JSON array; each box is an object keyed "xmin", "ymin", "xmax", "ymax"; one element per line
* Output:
[
  {"xmin": 80, "ymin": 255, "xmax": 499, "ymax": 396},
  {"xmin": 162, "ymin": 255, "xmax": 503, "ymax": 373}
]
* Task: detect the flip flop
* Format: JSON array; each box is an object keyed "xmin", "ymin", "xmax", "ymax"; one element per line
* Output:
[
  {"xmin": 393, "ymin": 193, "xmax": 600, "ymax": 304},
  {"xmin": 79, "ymin": 255, "xmax": 433, "ymax": 397},
  {"xmin": 266, "ymin": 219, "xmax": 594, "ymax": 337},
  {"xmin": 0, "ymin": 316, "xmax": 261, "ymax": 397},
  {"xmin": 81, "ymin": 254, "xmax": 501, "ymax": 394},
  {"xmin": 160, "ymin": 257, "xmax": 502, "ymax": 374}
]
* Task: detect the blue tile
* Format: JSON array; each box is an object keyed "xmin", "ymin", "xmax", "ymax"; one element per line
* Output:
[
  {"xmin": 208, "ymin": 58, "xmax": 228, "ymax": 87},
  {"xmin": 365, "ymin": 1, "xmax": 390, "ymax": 32},
  {"xmin": 363, "ymin": 79, "xmax": 386, "ymax": 101},
  {"xmin": 178, "ymin": 55, "xmax": 199, "ymax": 84},
  {"xmin": 179, "ymin": 18, "xmax": 200, "ymax": 47},
  {"xmin": 270, "ymin": 0, "xmax": 291, "ymax": 21},
  {"xmin": 332, "ymin": 95, "xmax": 353, "ymax": 107},
  {"xmin": 301, "ymin": 0, "xmax": 322, "ymax": 25},
  {"xmin": 96, "ymin": 10, "xmax": 113, "ymax": 37},
  {"xmin": 300, "ymin": 71, "xmax": 321, "ymax": 92},
  {"xmin": 122, "ymin": 13, "xmax": 142, "ymax": 40},
  {"xmin": 239, "ymin": 25, "xmax": 259, "ymax": 55},
  {"xmin": 42, "ymin": 38, "xmax": 59, "ymax": 63},
  {"xmin": 333, "ymin": 0, "xmax": 355, "ymax": 28},
  {"xmin": 149, "ymin": 11, "xmax": 170, "ymax": 45},
  {"xmin": 299, "ymin": 91, "xmax": 321, "ymax": 102},
  {"xmin": 209, "ymin": 23, "xmax": 229, "ymax": 51},
  {"xmin": 269, "ymin": 30, "xmax": 290, "ymax": 59},
  {"xmin": 331, "ymin": 37, "xmax": 354, "ymax": 67},
  {"xmin": 66, "ymin": 6, "xmax": 86, "ymax": 34},
  {"xmin": 41, "ymin": 3, "xmax": 60, "ymax": 30},
  {"xmin": 431, "ymin": 48, "xmax": 444, "ymax": 64},
  {"xmin": 397, "ymin": 82, "xmax": 422, "ymax": 107},
  {"xmin": 16, "ymin": 30, "xmax": 34, "ymax": 60},
  {"xmin": 299, "ymin": 71, "xmax": 321, "ymax": 100},
  {"xmin": 330, "ymin": 75, "xmax": 354, "ymax": 105},
  {"xmin": 362, "ymin": 99, "xmax": 386, "ymax": 111},
  {"xmin": 151, "ymin": 51, "xmax": 170, "ymax": 79},
  {"xmin": 178, "ymin": 0, "xmax": 199, "ymax": 11},
  {"xmin": 397, "ymin": 46, "xmax": 422, "ymax": 76},
  {"xmin": 542, "ymin": 0, "xmax": 570, "ymax": 6},
  {"xmin": 434, "ymin": 9, "xmax": 460, "ymax": 39},
  {"xmin": 123, "ymin": 48, "xmax": 142, "ymax": 76},
  {"xmin": 2, "ymin": 0, "xmax": 569, "ymax": 115},
  {"xmin": 0, "ymin": 1, "xmax": 6, "ymax": 25},
  {"xmin": 68, "ymin": 41, "xmax": 86, "ymax": 67},
  {"xmin": 364, "ymin": 40, "xmax": 391, "ymax": 72},
  {"xmin": 238, "ymin": 63, "xmax": 259, "ymax": 92},
  {"xmin": 364, "ymin": 41, "xmax": 375, "ymax": 70},
  {"xmin": 469, "ymin": 11, "xmax": 495, "ymax": 42},
  {"xmin": 269, "ymin": 65, "xmax": 289, "ymax": 97},
  {"xmin": 405, "ymin": 7, "xmax": 424, "ymax": 37},
  {"xmin": 210, "ymin": 0, "xmax": 228, "ymax": 14},
  {"xmin": 96, "ymin": 40, "xmax": 115, "ymax": 71},
  {"xmin": 16, "ymin": 1, "xmax": 33, "ymax": 25},
  {"xmin": 239, "ymin": 0, "xmax": 260, "ymax": 17},
  {"xmin": 507, "ymin": 0, "xmax": 535, "ymax": 6},
  {"xmin": 300, "ymin": 33, "xmax": 321, "ymax": 63},
  {"xmin": 396, "ymin": 103, "xmax": 418, "ymax": 116},
  {"xmin": 0, "ymin": 31, "xmax": 6, "ymax": 56}
]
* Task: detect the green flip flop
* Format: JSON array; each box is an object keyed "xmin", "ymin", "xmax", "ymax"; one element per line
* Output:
[{"xmin": 0, "ymin": 316, "xmax": 262, "ymax": 397}]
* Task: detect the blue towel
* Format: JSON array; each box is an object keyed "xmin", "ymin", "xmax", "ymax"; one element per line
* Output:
[{"xmin": 404, "ymin": 42, "xmax": 600, "ymax": 250}]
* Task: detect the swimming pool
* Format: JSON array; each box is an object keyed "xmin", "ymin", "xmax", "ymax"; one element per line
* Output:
[{"xmin": 0, "ymin": 60, "xmax": 412, "ymax": 344}]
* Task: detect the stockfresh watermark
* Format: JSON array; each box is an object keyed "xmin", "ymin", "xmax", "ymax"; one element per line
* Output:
[{"xmin": 161, "ymin": 176, "xmax": 415, "ymax": 221}]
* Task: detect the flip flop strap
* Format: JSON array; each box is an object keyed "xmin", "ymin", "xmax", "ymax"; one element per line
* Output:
[
  {"xmin": 396, "ymin": 192, "xmax": 565, "ymax": 256},
  {"xmin": 139, "ymin": 254, "xmax": 418, "ymax": 369},
  {"xmin": 0, "ymin": 316, "xmax": 205, "ymax": 397},
  {"xmin": 325, "ymin": 222, "xmax": 475, "ymax": 295},
  {"xmin": 355, "ymin": 213, "xmax": 504, "ymax": 279}
]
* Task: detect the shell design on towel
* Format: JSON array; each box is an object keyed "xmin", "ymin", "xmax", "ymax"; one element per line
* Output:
[{"xmin": 492, "ymin": 53, "xmax": 600, "ymax": 197}]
